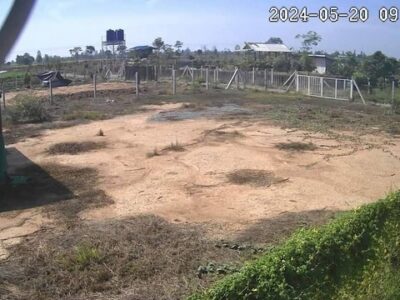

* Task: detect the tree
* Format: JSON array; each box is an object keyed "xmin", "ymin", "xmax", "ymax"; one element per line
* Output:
[
  {"xmin": 36, "ymin": 50, "xmax": 43, "ymax": 64},
  {"xmin": 117, "ymin": 45, "xmax": 127, "ymax": 55},
  {"xmin": 152, "ymin": 37, "xmax": 165, "ymax": 51},
  {"xmin": 234, "ymin": 45, "xmax": 241, "ymax": 51},
  {"xmin": 174, "ymin": 40, "xmax": 183, "ymax": 54},
  {"xmin": 266, "ymin": 37, "xmax": 283, "ymax": 44},
  {"xmin": 43, "ymin": 54, "xmax": 50, "ymax": 65},
  {"xmin": 86, "ymin": 45, "xmax": 96, "ymax": 55},
  {"xmin": 295, "ymin": 31, "xmax": 322, "ymax": 52},
  {"xmin": 69, "ymin": 47, "xmax": 82, "ymax": 61},
  {"xmin": 15, "ymin": 53, "xmax": 34, "ymax": 65}
]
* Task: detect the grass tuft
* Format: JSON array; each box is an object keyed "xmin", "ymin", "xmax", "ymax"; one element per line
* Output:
[{"xmin": 276, "ymin": 141, "xmax": 317, "ymax": 152}]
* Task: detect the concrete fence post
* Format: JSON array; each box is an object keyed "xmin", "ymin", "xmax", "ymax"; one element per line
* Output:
[
  {"xmin": 307, "ymin": 76, "xmax": 311, "ymax": 95},
  {"xmin": 235, "ymin": 69, "xmax": 239, "ymax": 89},
  {"xmin": 264, "ymin": 69, "xmax": 267, "ymax": 90},
  {"xmin": 392, "ymin": 80, "xmax": 395, "ymax": 107},
  {"xmin": 1, "ymin": 82, "xmax": 5, "ymax": 110},
  {"xmin": 206, "ymin": 68, "xmax": 209, "ymax": 90},
  {"xmin": 93, "ymin": 73, "xmax": 97, "ymax": 100},
  {"xmin": 172, "ymin": 69, "xmax": 176, "ymax": 95},
  {"xmin": 252, "ymin": 67, "xmax": 255, "ymax": 86},
  {"xmin": 135, "ymin": 71, "xmax": 139, "ymax": 99},
  {"xmin": 320, "ymin": 77, "xmax": 324, "ymax": 97},
  {"xmin": 270, "ymin": 68, "xmax": 274, "ymax": 87},
  {"xmin": 350, "ymin": 79, "xmax": 354, "ymax": 100}
]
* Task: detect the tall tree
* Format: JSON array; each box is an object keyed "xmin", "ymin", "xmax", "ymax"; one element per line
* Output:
[
  {"xmin": 174, "ymin": 40, "xmax": 183, "ymax": 54},
  {"xmin": 36, "ymin": 50, "xmax": 43, "ymax": 64},
  {"xmin": 152, "ymin": 37, "xmax": 165, "ymax": 51},
  {"xmin": 295, "ymin": 31, "xmax": 322, "ymax": 52},
  {"xmin": 15, "ymin": 53, "xmax": 34, "ymax": 65},
  {"xmin": 266, "ymin": 37, "xmax": 283, "ymax": 44},
  {"xmin": 85, "ymin": 45, "xmax": 96, "ymax": 55}
]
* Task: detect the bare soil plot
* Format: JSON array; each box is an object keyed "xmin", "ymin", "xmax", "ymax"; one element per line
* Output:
[{"xmin": 1, "ymin": 87, "xmax": 400, "ymax": 299}]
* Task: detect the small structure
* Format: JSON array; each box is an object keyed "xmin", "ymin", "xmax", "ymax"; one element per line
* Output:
[
  {"xmin": 128, "ymin": 46, "xmax": 155, "ymax": 59},
  {"xmin": 241, "ymin": 42, "xmax": 291, "ymax": 59},
  {"xmin": 308, "ymin": 54, "xmax": 333, "ymax": 75},
  {"xmin": 37, "ymin": 71, "xmax": 72, "ymax": 88}
]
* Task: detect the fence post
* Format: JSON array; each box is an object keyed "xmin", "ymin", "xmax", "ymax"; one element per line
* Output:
[
  {"xmin": 206, "ymin": 68, "xmax": 209, "ymax": 90},
  {"xmin": 154, "ymin": 65, "xmax": 158, "ymax": 82},
  {"xmin": 1, "ymin": 82, "xmax": 5, "ymax": 110},
  {"xmin": 334, "ymin": 79, "xmax": 338, "ymax": 99},
  {"xmin": 296, "ymin": 74, "xmax": 300, "ymax": 92},
  {"xmin": 200, "ymin": 66, "xmax": 203, "ymax": 79},
  {"xmin": 264, "ymin": 69, "xmax": 267, "ymax": 90},
  {"xmin": 191, "ymin": 68, "xmax": 195, "ymax": 85},
  {"xmin": 392, "ymin": 80, "xmax": 395, "ymax": 107},
  {"xmin": 146, "ymin": 65, "xmax": 149, "ymax": 82},
  {"xmin": 135, "ymin": 71, "xmax": 139, "ymax": 99},
  {"xmin": 252, "ymin": 67, "xmax": 255, "ymax": 86},
  {"xmin": 172, "ymin": 69, "xmax": 176, "ymax": 95},
  {"xmin": 307, "ymin": 76, "xmax": 311, "ymax": 95},
  {"xmin": 350, "ymin": 79, "xmax": 354, "ymax": 100},
  {"xmin": 15, "ymin": 77, "xmax": 17, "ymax": 90},
  {"xmin": 367, "ymin": 78, "xmax": 371, "ymax": 94},
  {"xmin": 320, "ymin": 77, "xmax": 324, "ymax": 97},
  {"xmin": 270, "ymin": 68, "xmax": 274, "ymax": 87},
  {"xmin": 93, "ymin": 73, "xmax": 97, "ymax": 100},
  {"xmin": 235, "ymin": 69, "xmax": 239, "ymax": 89},
  {"xmin": 216, "ymin": 67, "xmax": 219, "ymax": 83},
  {"xmin": 49, "ymin": 79, "xmax": 53, "ymax": 104}
]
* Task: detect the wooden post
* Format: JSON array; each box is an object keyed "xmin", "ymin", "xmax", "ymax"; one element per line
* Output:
[
  {"xmin": 49, "ymin": 79, "xmax": 53, "ymax": 104},
  {"xmin": 252, "ymin": 67, "xmax": 255, "ymax": 86},
  {"xmin": 264, "ymin": 69, "xmax": 267, "ymax": 90},
  {"xmin": 172, "ymin": 69, "xmax": 176, "ymax": 95},
  {"xmin": 206, "ymin": 68, "xmax": 209, "ymax": 90},
  {"xmin": 93, "ymin": 73, "xmax": 97, "ymax": 100},
  {"xmin": 135, "ymin": 72, "xmax": 139, "ymax": 99}
]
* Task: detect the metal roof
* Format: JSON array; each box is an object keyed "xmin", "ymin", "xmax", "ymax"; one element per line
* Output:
[{"xmin": 243, "ymin": 42, "xmax": 291, "ymax": 53}]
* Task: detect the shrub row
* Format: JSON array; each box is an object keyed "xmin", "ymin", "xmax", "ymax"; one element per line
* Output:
[{"xmin": 190, "ymin": 192, "xmax": 400, "ymax": 300}]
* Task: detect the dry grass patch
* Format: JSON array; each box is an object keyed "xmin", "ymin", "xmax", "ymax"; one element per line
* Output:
[
  {"xmin": 163, "ymin": 141, "xmax": 186, "ymax": 152},
  {"xmin": 47, "ymin": 141, "xmax": 106, "ymax": 155},
  {"xmin": 227, "ymin": 169, "xmax": 287, "ymax": 187},
  {"xmin": 0, "ymin": 215, "xmax": 255, "ymax": 300},
  {"xmin": 276, "ymin": 141, "xmax": 317, "ymax": 152}
]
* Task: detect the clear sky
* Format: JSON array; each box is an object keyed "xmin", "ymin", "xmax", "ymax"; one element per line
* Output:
[{"xmin": 1, "ymin": 0, "xmax": 400, "ymax": 60}]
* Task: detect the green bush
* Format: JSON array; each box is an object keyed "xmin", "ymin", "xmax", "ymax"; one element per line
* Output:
[
  {"xmin": 190, "ymin": 192, "xmax": 400, "ymax": 300},
  {"xmin": 7, "ymin": 95, "xmax": 50, "ymax": 123}
]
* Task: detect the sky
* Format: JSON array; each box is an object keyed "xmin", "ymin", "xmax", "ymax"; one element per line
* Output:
[{"xmin": 1, "ymin": 0, "xmax": 400, "ymax": 61}]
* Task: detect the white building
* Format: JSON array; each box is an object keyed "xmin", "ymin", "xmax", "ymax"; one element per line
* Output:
[{"xmin": 241, "ymin": 42, "xmax": 291, "ymax": 59}]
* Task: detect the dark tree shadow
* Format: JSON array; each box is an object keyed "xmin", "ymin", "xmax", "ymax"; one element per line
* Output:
[{"xmin": 0, "ymin": 147, "xmax": 74, "ymax": 212}]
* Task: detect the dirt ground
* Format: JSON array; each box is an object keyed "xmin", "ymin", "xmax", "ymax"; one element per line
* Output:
[{"xmin": 1, "ymin": 84, "xmax": 400, "ymax": 299}]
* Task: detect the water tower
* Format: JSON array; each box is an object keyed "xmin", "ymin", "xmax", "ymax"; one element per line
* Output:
[{"xmin": 102, "ymin": 29, "xmax": 126, "ymax": 54}]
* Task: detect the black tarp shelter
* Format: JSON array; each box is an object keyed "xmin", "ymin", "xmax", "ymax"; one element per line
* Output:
[{"xmin": 37, "ymin": 71, "xmax": 72, "ymax": 88}]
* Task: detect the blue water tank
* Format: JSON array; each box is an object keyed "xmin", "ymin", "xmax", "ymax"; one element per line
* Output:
[
  {"xmin": 116, "ymin": 29, "xmax": 124, "ymax": 42},
  {"xmin": 106, "ymin": 29, "xmax": 116, "ymax": 43}
]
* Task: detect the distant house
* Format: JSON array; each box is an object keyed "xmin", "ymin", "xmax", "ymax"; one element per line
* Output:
[
  {"xmin": 308, "ymin": 54, "xmax": 333, "ymax": 74},
  {"xmin": 241, "ymin": 42, "xmax": 291, "ymax": 59},
  {"xmin": 128, "ymin": 46, "xmax": 155, "ymax": 59}
]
